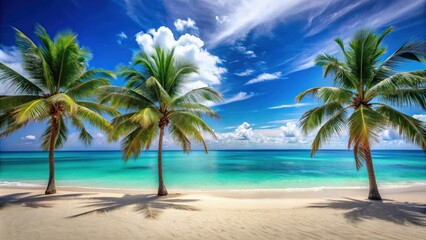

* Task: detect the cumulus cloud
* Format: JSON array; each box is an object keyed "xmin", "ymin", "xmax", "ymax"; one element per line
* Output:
[
  {"xmin": 280, "ymin": 121, "xmax": 307, "ymax": 144},
  {"xmin": 21, "ymin": 135, "xmax": 36, "ymax": 140},
  {"xmin": 135, "ymin": 26, "xmax": 226, "ymax": 91},
  {"xmin": 245, "ymin": 72, "xmax": 282, "ymax": 85},
  {"xmin": 135, "ymin": 28, "xmax": 224, "ymax": 82},
  {"xmin": 214, "ymin": 121, "xmax": 309, "ymax": 147},
  {"xmin": 174, "ymin": 17, "xmax": 198, "ymax": 31},
  {"xmin": 235, "ymin": 69, "xmax": 255, "ymax": 77}
]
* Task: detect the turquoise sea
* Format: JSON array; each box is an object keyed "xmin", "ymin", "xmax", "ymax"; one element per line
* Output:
[{"xmin": 0, "ymin": 150, "xmax": 425, "ymax": 190}]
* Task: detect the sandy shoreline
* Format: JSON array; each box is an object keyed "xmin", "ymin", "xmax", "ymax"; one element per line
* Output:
[{"xmin": 1, "ymin": 186, "xmax": 425, "ymax": 240}]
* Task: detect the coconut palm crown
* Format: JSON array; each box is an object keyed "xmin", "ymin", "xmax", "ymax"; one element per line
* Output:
[
  {"xmin": 0, "ymin": 25, "xmax": 118, "ymax": 194},
  {"xmin": 296, "ymin": 27, "xmax": 426, "ymax": 200},
  {"xmin": 100, "ymin": 47, "xmax": 223, "ymax": 196}
]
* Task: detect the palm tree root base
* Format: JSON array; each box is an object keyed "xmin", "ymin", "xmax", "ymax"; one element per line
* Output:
[
  {"xmin": 45, "ymin": 181, "xmax": 57, "ymax": 195},
  {"xmin": 368, "ymin": 189, "xmax": 382, "ymax": 201},
  {"xmin": 157, "ymin": 186, "xmax": 168, "ymax": 196}
]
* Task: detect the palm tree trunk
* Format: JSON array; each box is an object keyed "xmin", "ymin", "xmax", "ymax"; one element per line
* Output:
[
  {"xmin": 45, "ymin": 117, "xmax": 57, "ymax": 195},
  {"xmin": 364, "ymin": 144, "xmax": 381, "ymax": 200},
  {"xmin": 157, "ymin": 125, "xmax": 168, "ymax": 196}
]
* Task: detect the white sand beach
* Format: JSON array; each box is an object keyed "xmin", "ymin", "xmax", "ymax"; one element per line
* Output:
[{"xmin": 1, "ymin": 186, "xmax": 425, "ymax": 240}]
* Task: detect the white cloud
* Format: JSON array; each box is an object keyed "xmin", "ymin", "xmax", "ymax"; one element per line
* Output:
[
  {"xmin": 206, "ymin": 91, "xmax": 257, "ymax": 107},
  {"xmin": 268, "ymin": 119, "xmax": 298, "ymax": 124},
  {"xmin": 413, "ymin": 114, "xmax": 426, "ymax": 122},
  {"xmin": 258, "ymin": 125, "xmax": 275, "ymax": 129},
  {"xmin": 117, "ymin": 32, "xmax": 128, "ymax": 39},
  {"xmin": 280, "ymin": 121, "xmax": 307, "ymax": 144},
  {"xmin": 213, "ymin": 121, "xmax": 311, "ymax": 147},
  {"xmin": 116, "ymin": 31, "xmax": 128, "ymax": 45},
  {"xmin": 21, "ymin": 135, "xmax": 36, "ymax": 140},
  {"xmin": 304, "ymin": 0, "xmax": 368, "ymax": 37},
  {"xmin": 235, "ymin": 69, "xmax": 254, "ymax": 77},
  {"xmin": 159, "ymin": 0, "xmax": 424, "ymax": 48},
  {"xmin": 244, "ymin": 50, "xmax": 256, "ymax": 58},
  {"xmin": 215, "ymin": 15, "xmax": 230, "ymax": 25},
  {"xmin": 205, "ymin": 0, "xmax": 334, "ymax": 46},
  {"xmin": 269, "ymin": 102, "xmax": 315, "ymax": 110},
  {"xmin": 234, "ymin": 43, "xmax": 257, "ymax": 58},
  {"xmin": 174, "ymin": 17, "xmax": 198, "ymax": 31},
  {"xmin": 245, "ymin": 72, "xmax": 282, "ymax": 85},
  {"xmin": 135, "ymin": 26, "xmax": 226, "ymax": 90}
]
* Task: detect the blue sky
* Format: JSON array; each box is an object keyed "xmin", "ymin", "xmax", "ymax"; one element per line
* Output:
[{"xmin": 0, "ymin": 0, "xmax": 425, "ymax": 151}]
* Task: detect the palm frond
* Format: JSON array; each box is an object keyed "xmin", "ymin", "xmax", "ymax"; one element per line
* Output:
[
  {"xmin": 311, "ymin": 109, "xmax": 347, "ymax": 157},
  {"xmin": 129, "ymin": 107, "xmax": 161, "ymax": 127},
  {"xmin": 377, "ymin": 88, "xmax": 426, "ymax": 110},
  {"xmin": 172, "ymin": 87, "xmax": 223, "ymax": 105},
  {"xmin": 40, "ymin": 117, "xmax": 68, "ymax": 150},
  {"xmin": 99, "ymin": 86, "xmax": 156, "ymax": 109},
  {"xmin": 375, "ymin": 104, "xmax": 426, "ymax": 151},
  {"xmin": 13, "ymin": 98, "xmax": 50, "ymax": 123},
  {"xmin": 76, "ymin": 101, "xmax": 120, "ymax": 117},
  {"xmin": 295, "ymin": 86, "xmax": 353, "ymax": 104},
  {"xmin": 66, "ymin": 78, "xmax": 110, "ymax": 98},
  {"xmin": 121, "ymin": 124, "xmax": 158, "ymax": 160},
  {"xmin": 76, "ymin": 105, "xmax": 110, "ymax": 131},
  {"xmin": 0, "ymin": 95, "xmax": 42, "ymax": 112},
  {"xmin": 366, "ymin": 70, "xmax": 426, "ymax": 100},
  {"xmin": 169, "ymin": 124, "xmax": 192, "ymax": 153},
  {"xmin": 315, "ymin": 54, "xmax": 356, "ymax": 89},
  {"xmin": 299, "ymin": 102, "xmax": 345, "ymax": 134},
  {"xmin": 0, "ymin": 63, "xmax": 45, "ymax": 95},
  {"xmin": 70, "ymin": 116, "xmax": 93, "ymax": 146},
  {"xmin": 173, "ymin": 103, "xmax": 220, "ymax": 119}
]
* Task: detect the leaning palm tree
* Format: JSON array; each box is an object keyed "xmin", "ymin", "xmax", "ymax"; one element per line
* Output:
[
  {"xmin": 101, "ymin": 47, "xmax": 222, "ymax": 196},
  {"xmin": 296, "ymin": 27, "xmax": 426, "ymax": 200},
  {"xmin": 0, "ymin": 25, "xmax": 118, "ymax": 194}
]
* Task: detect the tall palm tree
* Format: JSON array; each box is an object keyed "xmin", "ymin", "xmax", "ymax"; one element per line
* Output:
[
  {"xmin": 101, "ymin": 47, "xmax": 222, "ymax": 196},
  {"xmin": 296, "ymin": 27, "xmax": 426, "ymax": 200},
  {"xmin": 0, "ymin": 25, "xmax": 118, "ymax": 194}
]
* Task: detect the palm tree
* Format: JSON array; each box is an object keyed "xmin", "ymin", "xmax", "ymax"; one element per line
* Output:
[
  {"xmin": 0, "ymin": 25, "xmax": 118, "ymax": 194},
  {"xmin": 101, "ymin": 47, "xmax": 222, "ymax": 196},
  {"xmin": 296, "ymin": 27, "xmax": 426, "ymax": 200}
]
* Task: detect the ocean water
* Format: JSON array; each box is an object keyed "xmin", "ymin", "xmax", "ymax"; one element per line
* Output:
[{"xmin": 0, "ymin": 150, "xmax": 425, "ymax": 190}]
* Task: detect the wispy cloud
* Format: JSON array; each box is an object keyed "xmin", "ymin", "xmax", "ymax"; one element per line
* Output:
[
  {"xmin": 269, "ymin": 102, "xmax": 314, "ymax": 110},
  {"xmin": 234, "ymin": 42, "xmax": 257, "ymax": 58},
  {"xmin": 245, "ymin": 72, "xmax": 282, "ymax": 85},
  {"xmin": 116, "ymin": 31, "xmax": 128, "ymax": 45},
  {"xmin": 304, "ymin": 0, "xmax": 368, "ymax": 37},
  {"xmin": 205, "ymin": 0, "xmax": 335, "ymax": 46},
  {"xmin": 267, "ymin": 119, "xmax": 298, "ymax": 124},
  {"xmin": 207, "ymin": 91, "xmax": 257, "ymax": 107},
  {"xmin": 235, "ymin": 69, "xmax": 254, "ymax": 77}
]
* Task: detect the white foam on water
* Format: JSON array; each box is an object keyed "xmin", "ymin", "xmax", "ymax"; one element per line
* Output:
[{"xmin": 0, "ymin": 181, "xmax": 42, "ymax": 187}]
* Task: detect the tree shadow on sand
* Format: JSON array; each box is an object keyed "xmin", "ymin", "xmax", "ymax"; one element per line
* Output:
[
  {"xmin": 69, "ymin": 193, "xmax": 199, "ymax": 219},
  {"xmin": 309, "ymin": 198, "xmax": 426, "ymax": 226},
  {"xmin": 0, "ymin": 192, "xmax": 90, "ymax": 209}
]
